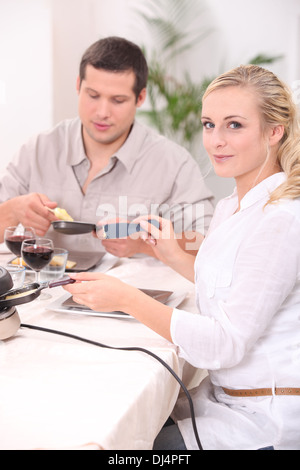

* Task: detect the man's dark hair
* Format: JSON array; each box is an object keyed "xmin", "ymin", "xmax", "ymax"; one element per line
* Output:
[{"xmin": 79, "ymin": 36, "xmax": 148, "ymax": 100}]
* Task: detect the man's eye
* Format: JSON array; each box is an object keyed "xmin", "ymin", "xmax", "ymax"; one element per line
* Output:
[{"xmin": 113, "ymin": 99, "xmax": 126, "ymax": 104}]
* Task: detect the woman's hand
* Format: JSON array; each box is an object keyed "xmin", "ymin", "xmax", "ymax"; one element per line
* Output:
[
  {"xmin": 64, "ymin": 271, "xmax": 174, "ymax": 342},
  {"xmin": 63, "ymin": 272, "xmax": 132, "ymax": 313},
  {"xmin": 135, "ymin": 216, "xmax": 196, "ymax": 282},
  {"xmin": 136, "ymin": 216, "xmax": 181, "ymax": 264}
]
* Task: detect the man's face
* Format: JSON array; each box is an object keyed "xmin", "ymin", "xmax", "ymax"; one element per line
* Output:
[{"xmin": 77, "ymin": 65, "xmax": 146, "ymax": 149}]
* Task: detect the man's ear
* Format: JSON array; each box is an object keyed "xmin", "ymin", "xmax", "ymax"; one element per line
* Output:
[
  {"xmin": 136, "ymin": 88, "xmax": 147, "ymax": 108},
  {"xmin": 76, "ymin": 76, "xmax": 81, "ymax": 94}
]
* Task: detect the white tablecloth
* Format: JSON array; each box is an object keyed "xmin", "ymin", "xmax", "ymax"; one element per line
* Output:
[{"xmin": 0, "ymin": 251, "xmax": 203, "ymax": 450}]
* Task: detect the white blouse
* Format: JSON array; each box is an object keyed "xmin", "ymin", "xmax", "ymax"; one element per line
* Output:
[{"xmin": 171, "ymin": 173, "xmax": 300, "ymax": 450}]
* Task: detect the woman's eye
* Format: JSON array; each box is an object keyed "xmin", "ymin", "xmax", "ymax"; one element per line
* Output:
[
  {"xmin": 229, "ymin": 121, "xmax": 242, "ymax": 129},
  {"xmin": 202, "ymin": 121, "xmax": 214, "ymax": 129}
]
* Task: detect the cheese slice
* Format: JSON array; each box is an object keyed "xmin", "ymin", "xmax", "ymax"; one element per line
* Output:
[
  {"xmin": 11, "ymin": 257, "xmax": 77, "ymax": 269},
  {"xmin": 53, "ymin": 207, "xmax": 74, "ymax": 221},
  {"xmin": 65, "ymin": 260, "xmax": 77, "ymax": 269},
  {"xmin": 50, "ymin": 255, "xmax": 65, "ymax": 266},
  {"xmin": 11, "ymin": 258, "xmax": 26, "ymax": 267}
]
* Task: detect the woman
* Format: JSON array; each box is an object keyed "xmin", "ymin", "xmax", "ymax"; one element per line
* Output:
[{"xmin": 64, "ymin": 65, "xmax": 300, "ymax": 450}]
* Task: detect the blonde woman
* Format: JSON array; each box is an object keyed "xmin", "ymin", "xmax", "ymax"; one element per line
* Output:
[{"xmin": 64, "ymin": 65, "xmax": 300, "ymax": 450}]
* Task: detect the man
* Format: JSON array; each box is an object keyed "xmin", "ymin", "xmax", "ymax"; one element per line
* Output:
[{"xmin": 0, "ymin": 37, "xmax": 214, "ymax": 256}]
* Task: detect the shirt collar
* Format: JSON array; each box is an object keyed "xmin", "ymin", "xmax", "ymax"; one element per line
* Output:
[
  {"xmin": 67, "ymin": 118, "xmax": 87, "ymax": 166},
  {"xmin": 240, "ymin": 172, "xmax": 287, "ymax": 210},
  {"xmin": 114, "ymin": 121, "xmax": 147, "ymax": 173},
  {"xmin": 224, "ymin": 172, "xmax": 287, "ymax": 211},
  {"xmin": 67, "ymin": 119, "xmax": 146, "ymax": 174}
]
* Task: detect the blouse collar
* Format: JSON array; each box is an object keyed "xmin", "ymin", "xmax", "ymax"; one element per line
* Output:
[
  {"xmin": 224, "ymin": 172, "xmax": 287, "ymax": 212},
  {"xmin": 239, "ymin": 172, "xmax": 287, "ymax": 210}
]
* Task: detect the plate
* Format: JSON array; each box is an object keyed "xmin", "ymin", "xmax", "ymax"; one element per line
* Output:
[
  {"xmin": 47, "ymin": 289, "xmax": 187, "ymax": 319},
  {"xmin": 65, "ymin": 251, "xmax": 105, "ymax": 272},
  {"xmin": 163, "ymin": 291, "xmax": 187, "ymax": 309},
  {"xmin": 52, "ymin": 221, "xmax": 96, "ymax": 235}
]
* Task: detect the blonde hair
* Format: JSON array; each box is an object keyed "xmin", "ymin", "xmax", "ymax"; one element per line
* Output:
[{"xmin": 202, "ymin": 64, "xmax": 300, "ymax": 204}]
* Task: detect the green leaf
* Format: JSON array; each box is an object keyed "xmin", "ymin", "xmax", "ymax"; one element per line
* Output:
[{"xmin": 248, "ymin": 53, "xmax": 284, "ymax": 65}]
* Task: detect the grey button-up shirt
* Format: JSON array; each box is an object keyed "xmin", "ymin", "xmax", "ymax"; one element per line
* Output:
[{"xmin": 0, "ymin": 118, "xmax": 214, "ymax": 253}]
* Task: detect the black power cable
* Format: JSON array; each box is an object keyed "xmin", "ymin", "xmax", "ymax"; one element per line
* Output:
[{"xmin": 21, "ymin": 323, "xmax": 203, "ymax": 450}]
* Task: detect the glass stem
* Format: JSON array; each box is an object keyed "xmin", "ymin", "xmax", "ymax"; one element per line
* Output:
[{"xmin": 36, "ymin": 270, "xmax": 40, "ymax": 284}]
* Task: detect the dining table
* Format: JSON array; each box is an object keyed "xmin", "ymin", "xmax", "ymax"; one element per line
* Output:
[{"xmin": 0, "ymin": 244, "xmax": 205, "ymax": 450}]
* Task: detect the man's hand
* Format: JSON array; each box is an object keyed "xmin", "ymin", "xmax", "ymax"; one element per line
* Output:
[
  {"xmin": 101, "ymin": 235, "xmax": 152, "ymax": 258},
  {"xmin": 96, "ymin": 219, "xmax": 156, "ymax": 258},
  {"xmin": 2, "ymin": 193, "xmax": 58, "ymax": 237}
]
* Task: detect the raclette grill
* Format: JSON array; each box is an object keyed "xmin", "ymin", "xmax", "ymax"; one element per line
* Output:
[{"xmin": 0, "ymin": 267, "xmax": 75, "ymax": 340}]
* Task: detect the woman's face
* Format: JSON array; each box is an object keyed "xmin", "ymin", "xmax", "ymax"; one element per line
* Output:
[{"xmin": 201, "ymin": 86, "xmax": 281, "ymax": 195}]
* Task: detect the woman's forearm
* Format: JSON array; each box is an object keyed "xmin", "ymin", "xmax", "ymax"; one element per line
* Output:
[
  {"xmin": 123, "ymin": 285, "xmax": 174, "ymax": 342},
  {"xmin": 166, "ymin": 249, "xmax": 196, "ymax": 282}
]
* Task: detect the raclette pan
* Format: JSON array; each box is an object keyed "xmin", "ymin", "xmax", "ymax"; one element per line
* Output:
[
  {"xmin": 52, "ymin": 221, "xmax": 96, "ymax": 235},
  {"xmin": 0, "ymin": 277, "xmax": 76, "ymax": 308},
  {"xmin": 52, "ymin": 219, "xmax": 160, "ymax": 238}
]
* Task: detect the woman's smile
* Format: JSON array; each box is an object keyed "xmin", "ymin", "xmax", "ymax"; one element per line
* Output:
[{"xmin": 213, "ymin": 154, "xmax": 234, "ymax": 163}]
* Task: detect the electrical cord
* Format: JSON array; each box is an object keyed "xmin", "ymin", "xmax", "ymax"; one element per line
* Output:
[{"xmin": 20, "ymin": 323, "xmax": 203, "ymax": 450}]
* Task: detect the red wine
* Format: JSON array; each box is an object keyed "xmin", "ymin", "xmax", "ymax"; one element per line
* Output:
[
  {"xmin": 22, "ymin": 246, "xmax": 54, "ymax": 271},
  {"xmin": 5, "ymin": 235, "xmax": 30, "ymax": 257}
]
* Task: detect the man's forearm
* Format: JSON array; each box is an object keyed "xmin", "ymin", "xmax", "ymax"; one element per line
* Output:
[{"xmin": 0, "ymin": 199, "xmax": 19, "ymax": 242}]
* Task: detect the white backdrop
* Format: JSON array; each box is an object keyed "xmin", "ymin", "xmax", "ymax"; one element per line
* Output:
[{"xmin": 0, "ymin": 0, "xmax": 52, "ymax": 174}]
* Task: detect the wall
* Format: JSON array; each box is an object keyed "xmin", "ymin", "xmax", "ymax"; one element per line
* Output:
[
  {"xmin": 0, "ymin": 0, "xmax": 53, "ymax": 175},
  {"xmin": 51, "ymin": 0, "xmax": 97, "ymax": 123},
  {"xmin": 1, "ymin": 0, "xmax": 300, "ymax": 201}
]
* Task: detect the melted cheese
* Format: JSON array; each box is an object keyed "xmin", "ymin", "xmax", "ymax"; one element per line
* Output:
[
  {"xmin": 5, "ymin": 289, "xmax": 37, "ymax": 300},
  {"xmin": 53, "ymin": 207, "xmax": 74, "ymax": 221}
]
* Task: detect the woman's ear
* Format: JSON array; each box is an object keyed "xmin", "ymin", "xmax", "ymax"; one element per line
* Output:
[{"xmin": 269, "ymin": 125, "xmax": 285, "ymax": 147}]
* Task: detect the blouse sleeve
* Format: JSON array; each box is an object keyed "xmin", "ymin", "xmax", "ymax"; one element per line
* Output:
[{"xmin": 170, "ymin": 207, "xmax": 300, "ymax": 369}]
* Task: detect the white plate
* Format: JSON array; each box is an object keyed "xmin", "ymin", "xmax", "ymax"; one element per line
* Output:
[
  {"xmin": 47, "ymin": 294, "xmax": 134, "ymax": 319},
  {"xmin": 165, "ymin": 291, "xmax": 186, "ymax": 309},
  {"xmin": 47, "ymin": 290, "xmax": 187, "ymax": 319}
]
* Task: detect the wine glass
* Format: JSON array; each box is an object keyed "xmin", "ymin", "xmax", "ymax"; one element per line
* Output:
[
  {"xmin": 4, "ymin": 225, "xmax": 36, "ymax": 266},
  {"xmin": 21, "ymin": 238, "xmax": 54, "ymax": 299}
]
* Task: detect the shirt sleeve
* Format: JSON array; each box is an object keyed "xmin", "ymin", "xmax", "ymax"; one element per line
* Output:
[
  {"xmin": 0, "ymin": 138, "xmax": 35, "ymax": 201},
  {"xmin": 170, "ymin": 207, "xmax": 300, "ymax": 369}
]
